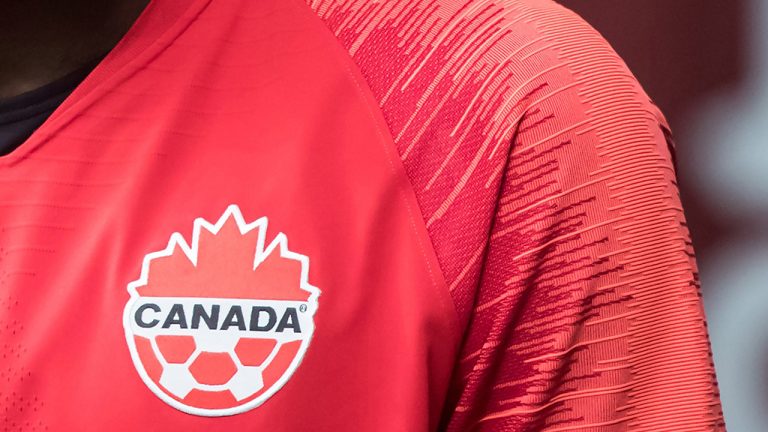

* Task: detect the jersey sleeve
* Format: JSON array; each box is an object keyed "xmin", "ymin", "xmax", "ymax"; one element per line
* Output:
[
  {"xmin": 303, "ymin": 0, "xmax": 725, "ymax": 429},
  {"xmin": 441, "ymin": 9, "xmax": 726, "ymax": 432}
]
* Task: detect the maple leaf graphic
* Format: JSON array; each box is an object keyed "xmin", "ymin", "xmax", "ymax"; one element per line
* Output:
[{"xmin": 133, "ymin": 205, "xmax": 316, "ymax": 302}]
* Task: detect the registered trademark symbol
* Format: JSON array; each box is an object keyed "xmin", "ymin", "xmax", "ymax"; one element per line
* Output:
[{"xmin": 299, "ymin": 304, "xmax": 308, "ymax": 313}]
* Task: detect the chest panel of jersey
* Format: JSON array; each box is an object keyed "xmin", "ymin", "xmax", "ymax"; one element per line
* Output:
[{"xmin": 0, "ymin": 0, "xmax": 460, "ymax": 430}]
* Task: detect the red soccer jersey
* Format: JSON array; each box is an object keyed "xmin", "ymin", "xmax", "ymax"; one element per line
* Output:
[{"xmin": 1, "ymin": 0, "xmax": 725, "ymax": 430}]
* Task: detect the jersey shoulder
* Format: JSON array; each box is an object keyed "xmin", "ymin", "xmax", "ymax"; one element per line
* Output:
[
  {"xmin": 304, "ymin": 4, "xmax": 726, "ymax": 430},
  {"xmin": 304, "ymin": 0, "xmax": 668, "ymax": 322},
  {"xmin": 304, "ymin": 0, "xmax": 660, "ymax": 118}
]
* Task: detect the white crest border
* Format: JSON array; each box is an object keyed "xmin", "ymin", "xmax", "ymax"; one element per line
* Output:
[{"xmin": 122, "ymin": 204, "xmax": 320, "ymax": 417}]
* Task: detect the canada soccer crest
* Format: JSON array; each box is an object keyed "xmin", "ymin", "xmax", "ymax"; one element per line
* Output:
[{"xmin": 123, "ymin": 205, "xmax": 320, "ymax": 416}]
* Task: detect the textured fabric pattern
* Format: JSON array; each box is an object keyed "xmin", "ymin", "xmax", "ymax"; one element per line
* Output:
[{"xmin": 306, "ymin": 0, "xmax": 725, "ymax": 430}]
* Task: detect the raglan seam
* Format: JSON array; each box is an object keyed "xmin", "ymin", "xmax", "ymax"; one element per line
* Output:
[{"xmin": 294, "ymin": 0, "xmax": 464, "ymax": 344}]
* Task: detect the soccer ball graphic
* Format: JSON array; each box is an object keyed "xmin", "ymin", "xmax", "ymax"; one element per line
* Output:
[
  {"xmin": 123, "ymin": 205, "xmax": 320, "ymax": 416},
  {"xmin": 152, "ymin": 333, "xmax": 287, "ymax": 402}
]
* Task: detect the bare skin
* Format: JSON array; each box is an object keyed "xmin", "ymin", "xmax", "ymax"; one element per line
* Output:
[{"xmin": 0, "ymin": 0, "xmax": 149, "ymax": 99}]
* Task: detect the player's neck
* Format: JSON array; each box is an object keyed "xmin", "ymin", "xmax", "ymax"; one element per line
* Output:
[{"xmin": 0, "ymin": 0, "xmax": 150, "ymax": 99}]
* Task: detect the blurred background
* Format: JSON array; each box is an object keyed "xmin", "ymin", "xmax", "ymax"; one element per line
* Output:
[{"xmin": 556, "ymin": 1, "xmax": 766, "ymax": 430}]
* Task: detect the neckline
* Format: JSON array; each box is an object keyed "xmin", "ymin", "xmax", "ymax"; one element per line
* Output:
[
  {"xmin": 0, "ymin": 0, "xmax": 211, "ymax": 167},
  {"xmin": 0, "ymin": 56, "xmax": 105, "ymax": 125}
]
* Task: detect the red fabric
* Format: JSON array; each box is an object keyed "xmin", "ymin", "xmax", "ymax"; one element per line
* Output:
[
  {"xmin": 308, "ymin": 0, "xmax": 725, "ymax": 430},
  {"xmin": 0, "ymin": 0, "xmax": 724, "ymax": 430},
  {"xmin": 0, "ymin": 0, "xmax": 458, "ymax": 429}
]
